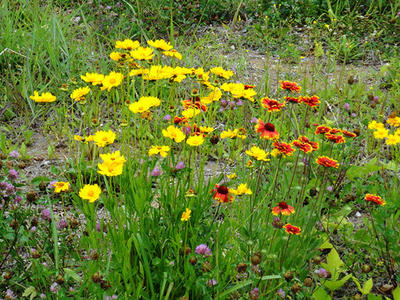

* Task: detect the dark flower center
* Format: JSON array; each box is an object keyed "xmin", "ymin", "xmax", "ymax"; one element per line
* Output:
[
  {"xmin": 264, "ymin": 123, "xmax": 275, "ymax": 132},
  {"xmin": 278, "ymin": 201, "xmax": 288, "ymax": 209},
  {"xmin": 217, "ymin": 185, "xmax": 229, "ymax": 194}
]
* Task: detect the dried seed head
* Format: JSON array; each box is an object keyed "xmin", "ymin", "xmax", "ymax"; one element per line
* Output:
[
  {"xmin": 91, "ymin": 272, "xmax": 102, "ymax": 283},
  {"xmin": 251, "ymin": 252, "xmax": 261, "ymax": 265},
  {"xmin": 291, "ymin": 282, "xmax": 301, "ymax": 293},
  {"xmin": 284, "ymin": 270, "xmax": 294, "ymax": 281},
  {"xmin": 236, "ymin": 263, "xmax": 248, "ymax": 273},
  {"xmin": 303, "ymin": 277, "xmax": 313, "ymax": 287},
  {"xmin": 55, "ymin": 275, "xmax": 65, "ymax": 285}
]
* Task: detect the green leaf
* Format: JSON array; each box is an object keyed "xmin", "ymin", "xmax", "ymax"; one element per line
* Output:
[
  {"xmin": 22, "ymin": 286, "xmax": 37, "ymax": 299},
  {"xmin": 393, "ymin": 286, "xmax": 400, "ymax": 300},
  {"xmin": 320, "ymin": 239, "xmax": 333, "ymax": 249},
  {"xmin": 322, "ymin": 248, "xmax": 344, "ymax": 278},
  {"xmin": 367, "ymin": 295, "xmax": 382, "ymax": 300},
  {"xmin": 362, "ymin": 278, "xmax": 373, "ymax": 295},
  {"xmin": 324, "ymin": 274, "xmax": 352, "ymax": 291},
  {"xmin": 64, "ymin": 268, "xmax": 82, "ymax": 282},
  {"xmin": 312, "ymin": 286, "xmax": 331, "ymax": 300}
]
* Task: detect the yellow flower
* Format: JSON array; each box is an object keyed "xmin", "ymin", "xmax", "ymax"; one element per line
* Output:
[
  {"xmin": 30, "ymin": 91, "xmax": 56, "ymax": 103},
  {"xmin": 79, "ymin": 184, "xmax": 101, "ymax": 203},
  {"xmin": 142, "ymin": 65, "xmax": 173, "ymax": 80},
  {"xmin": 98, "ymin": 160, "xmax": 124, "ymax": 176},
  {"xmin": 139, "ymin": 96, "xmax": 161, "ymax": 108},
  {"xmin": 162, "ymin": 126, "xmax": 186, "ymax": 143},
  {"xmin": 101, "ymin": 72, "xmax": 124, "ymax": 91},
  {"xmin": 199, "ymin": 126, "xmax": 214, "ymax": 133},
  {"xmin": 92, "ymin": 130, "xmax": 116, "ymax": 147},
  {"xmin": 53, "ymin": 182, "xmax": 70, "ymax": 193},
  {"xmin": 386, "ymin": 134, "xmax": 400, "ymax": 145},
  {"xmin": 210, "ymin": 66, "xmax": 234, "ymax": 79},
  {"xmin": 80, "ymin": 72, "xmax": 104, "ymax": 85},
  {"xmin": 227, "ymin": 173, "xmax": 237, "ymax": 179},
  {"xmin": 230, "ymin": 183, "xmax": 252, "ymax": 195},
  {"xmin": 85, "ymin": 135, "xmax": 94, "ymax": 142},
  {"xmin": 70, "ymin": 86, "xmax": 90, "ymax": 102},
  {"xmin": 220, "ymin": 129, "xmax": 246, "ymax": 139},
  {"xmin": 182, "ymin": 108, "xmax": 201, "ymax": 119},
  {"xmin": 181, "ymin": 208, "xmax": 191, "ymax": 221},
  {"xmin": 99, "ymin": 150, "xmax": 127, "ymax": 165},
  {"xmin": 245, "ymin": 146, "xmax": 269, "ymax": 161},
  {"xmin": 148, "ymin": 145, "xmax": 170, "ymax": 157},
  {"xmin": 115, "ymin": 39, "xmax": 140, "ymax": 50},
  {"xmin": 220, "ymin": 82, "xmax": 256, "ymax": 101},
  {"xmin": 201, "ymin": 89, "xmax": 222, "ymax": 104},
  {"xmin": 368, "ymin": 120, "xmax": 385, "ymax": 130},
  {"xmin": 162, "ymin": 49, "xmax": 182, "ymax": 60},
  {"xmin": 129, "ymin": 101, "xmax": 151, "ymax": 114},
  {"xmin": 129, "ymin": 68, "xmax": 149, "ymax": 77},
  {"xmin": 186, "ymin": 135, "xmax": 204, "ymax": 146},
  {"xmin": 147, "ymin": 39, "xmax": 173, "ymax": 51},
  {"xmin": 387, "ymin": 117, "xmax": 400, "ymax": 127},
  {"xmin": 110, "ymin": 51, "xmax": 125, "ymax": 61},
  {"xmin": 130, "ymin": 47, "xmax": 154, "ymax": 60},
  {"xmin": 74, "ymin": 135, "xmax": 84, "ymax": 142},
  {"xmin": 373, "ymin": 128, "xmax": 389, "ymax": 139}
]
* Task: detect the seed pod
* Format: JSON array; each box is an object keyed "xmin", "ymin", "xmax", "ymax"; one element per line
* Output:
[
  {"xmin": 55, "ymin": 275, "xmax": 65, "ymax": 285},
  {"xmin": 291, "ymin": 282, "xmax": 301, "ymax": 293},
  {"xmin": 26, "ymin": 191, "xmax": 39, "ymax": 203},
  {"xmin": 10, "ymin": 219, "xmax": 18, "ymax": 230},
  {"xmin": 312, "ymin": 256, "xmax": 322, "ymax": 264},
  {"xmin": 303, "ymin": 277, "xmax": 313, "ymax": 287},
  {"xmin": 201, "ymin": 261, "xmax": 212, "ymax": 272},
  {"xmin": 189, "ymin": 256, "xmax": 197, "ymax": 265},
  {"xmin": 251, "ymin": 252, "xmax": 261, "ymax": 265},
  {"xmin": 361, "ymin": 264, "xmax": 372, "ymax": 273},
  {"xmin": 91, "ymin": 272, "xmax": 102, "ymax": 283},
  {"xmin": 100, "ymin": 280, "xmax": 111, "ymax": 290},
  {"xmin": 236, "ymin": 263, "xmax": 247, "ymax": 273},
  {"xmin": 284, "ymin": 270, "xmax": 294, "ymax": 281},
  {"xmin": 210, "ymin": 134, "xmax": 220, "ymax": 145}
]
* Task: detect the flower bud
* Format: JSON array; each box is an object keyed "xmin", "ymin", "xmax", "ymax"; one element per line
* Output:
[
  {"xmin": 236, "ymin": 263, "xmax": 247, "ymax": 273},
  {"xmin": 284, "ymin": 270, "xmax": 294, "ymax": 281},
  {"xmin": 251, "ymin": 252, "xmax": 261, "ymax": 265},
  {"xmin": 91, "ymin": 272, "xmax": 102, "ymax": 283},
  {"xmin": 303, "ymin": 277, "xmax": 313, "ymax": 287},
  {"xmin": 291, "ymin": 282, "xmax": 301, "ymax": 293}
]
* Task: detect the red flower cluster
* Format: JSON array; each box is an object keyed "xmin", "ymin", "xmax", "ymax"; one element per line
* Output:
[
  {"xmin": 280, "ymin": 80, "xmax": 301, "ymax": 93},
  {"xmin": 283, "ymin": 224, "xmax": 301, "ymax": 235},
  {"xmin": 298, "ymin": 136, "xmax": 319, "ymax": 151},
  {"xmin": 182, "ymin": 98, "xmax": 207, "ymax": 112},
  {"xmin": 261, "ymin": 97, "xmax": 285, "ymax": 112},
  {"xmin": 342, "ymin": 130, "xmax": 357, "ymax": 138},
  {"xmin": 212, "ymin": 185, "xmax": 234, "ymax": 203},
  {"xmin": 316, "ymin": 156, "xmax": 339, "ymax": 168},
  {"xmin": 301, "ymin": 95, "xmax": 320, "ymax": 107},
  {"xmin": 365, "ymin": 194, "xmax": 385, "ymax": 206},
  {"xmin": 325, "ymin": 133, "xmax": 346, "ymax": 144},
  {"xmin": 284, "ymin": 96, "xmax": 301, "ymax": 104},
  {"xmin": 315, "ymin": 126, "xmax": 332, "ymax": 135},
  {"xmin": 255, "ymin": 120, "xmax": 279, "ymax": 140},
  {"xmin": 273, "ymin": 141, "xmax": 295, "ymax": 156},
  {"xmin": 174, "ymin": 116, "xmax": 188, "ymax": 125}
]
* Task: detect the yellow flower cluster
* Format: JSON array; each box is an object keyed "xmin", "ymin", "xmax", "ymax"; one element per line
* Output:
[
  {"xmin": 30, "ymin": 91, "xmax": 56, "ymax": 103},
  {"xmin": 97, "ymin": 150, "xmax": 126, "ymax": 177},
  {"xmin": 79, "ymin": 184, "xmax": 102, "ymax": 203},
  {"xmin": 245, "ymin": 146, "xmax": 270, "ymax": 161},
  {"xmin": 230, "ymin": 183, "xmax": 252, "ymax": 195},
  {"xmin": 129, "ymin": 96, "xmax": 161, "ymax": 114},
  {"xmin": 182, "ymin": 108, "xmax": 201, "ymax": 119},
  {"xmin": 148, "ymin": 145, "xmax": 170, "ymax": 157},
  {"xmin": 101, "ymin": 72, "xmax": 124, "ymax": 91},
  {"xmin": 186, "ymin": 135, "xmax": 204, "ymax": 146},
  {"xmin": 70, "ymin": 86, "xmax": 90, "ymax": 102},
  {"xmin": 368, "ymin": 120, "xmax": 400, "ymax": 145},
  {"xmin": 92, "ymin": 130, "xmax": 116, "ymax": 147},
  {"xmin": 210, "ymin": 67, "xmax": 234, "ymax": 79},
  {"xmin": 220, "ymin": 83, "xmax": 256, "ymax": 102},
  {"xmin": 220, "ymin": 129, "xmax": 246, "ymax": 139},
  {"xmin": 162, "ymin": 126, "xmax": 186, "ymax": 143}
]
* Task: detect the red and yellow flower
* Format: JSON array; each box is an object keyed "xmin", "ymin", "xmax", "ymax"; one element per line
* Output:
[
  {"xmin": 365, "ymin": 194, "xmax": 385, "ymax": 206},
  {"xmin": 272, "ymin": 202, "xmax": 295, "ymax": 216},
  {"xmin": 273, "ymin": 141, "xmax": 295, "ymax": 156},
  {"xmin": 280, "ymin": 80, "xmax": 301, "ymax": 93},
  {"xmin": 316, "ymin": 156, "xmax": 339, "ymax": 168},
  {"xmin": 283, "ymin": 224, "xmax": 301, "ymax": 235},
  {"xmin": 212, "ymin": 185, "xmax": 234, "ymax": 203},
  {"xmin": 301, "ymin": 95, "xmax": 320, "ymax": 107},
  {"xmin": 261, "ymin": 97, "xmax": 285, "ymax": 112},
  {"xmin": 255, "ymin": 120, "xmax": 279, "ymax": 140}
]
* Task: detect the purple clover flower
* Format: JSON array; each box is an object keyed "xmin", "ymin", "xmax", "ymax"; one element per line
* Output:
[{"xmin": 195, "ymin": 244, "xmax": 212, "ymax": 256}]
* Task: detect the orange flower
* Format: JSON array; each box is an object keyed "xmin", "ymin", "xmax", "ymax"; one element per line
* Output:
[
  {"xmin": 255, "ymin": 120, "xmax": 279, "ymax": 140},
  {"xmin": 316, "ymin": 156, "xmax": 339, "ymax": 168},
  {"xmin": 342, "ymin": 130, "xmax": 357, "ymax": 138},
  {"xmin": 325, "ymin": 133, "xmax": 346, "ymax": 144},
  {"xmin": 365, "ymin": 194, "xmax": 385, "ymax": 206},
  {"xmin": 329, "ymin": 128, "xmax": 341, "ymax": 134},
  {"xmin": 272, "ymin": 202, "xmax": 295, "ymax": 216},
  {"xmin": 301, "ymin": 95, "xmax": 320, "ymax": 107},
  {"xmin": 261, "ymin": 97, "xmax": 285, "ymax": 112},
  {"xmin": 315, "ymin": 126, "xmax": 332, "ymax": 135},
  {"xmin": 182, "ymin": 98, "xmax": 207, "ymax": 112},
  {"xmin": 292, "ymin": 139, "xmax": 313, "ymax": 153},
  {"xmin": 284, "ymin": 96, "xmax": 302, "ymax": 104},
  {"xmin": 298, "ymin": 136, "xmax": 319, "ymax": 151},
  {"xmin": 212, "ymin": 185, "xmax": 234, "ymax": 203},
  {"xmin": 174, "ymin": 116, "xmax": 188, "ymax": 125},
  {"xmin": 280, "ymin": 80, "xmax": 301, "ymax": 93},
  {"xmin": 283, "ymin": 224, "xmax": 301, "ymax": 235},
  {"xmin": 273, "ymin": 141, "xmax": 295, "ymax": 156}
]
